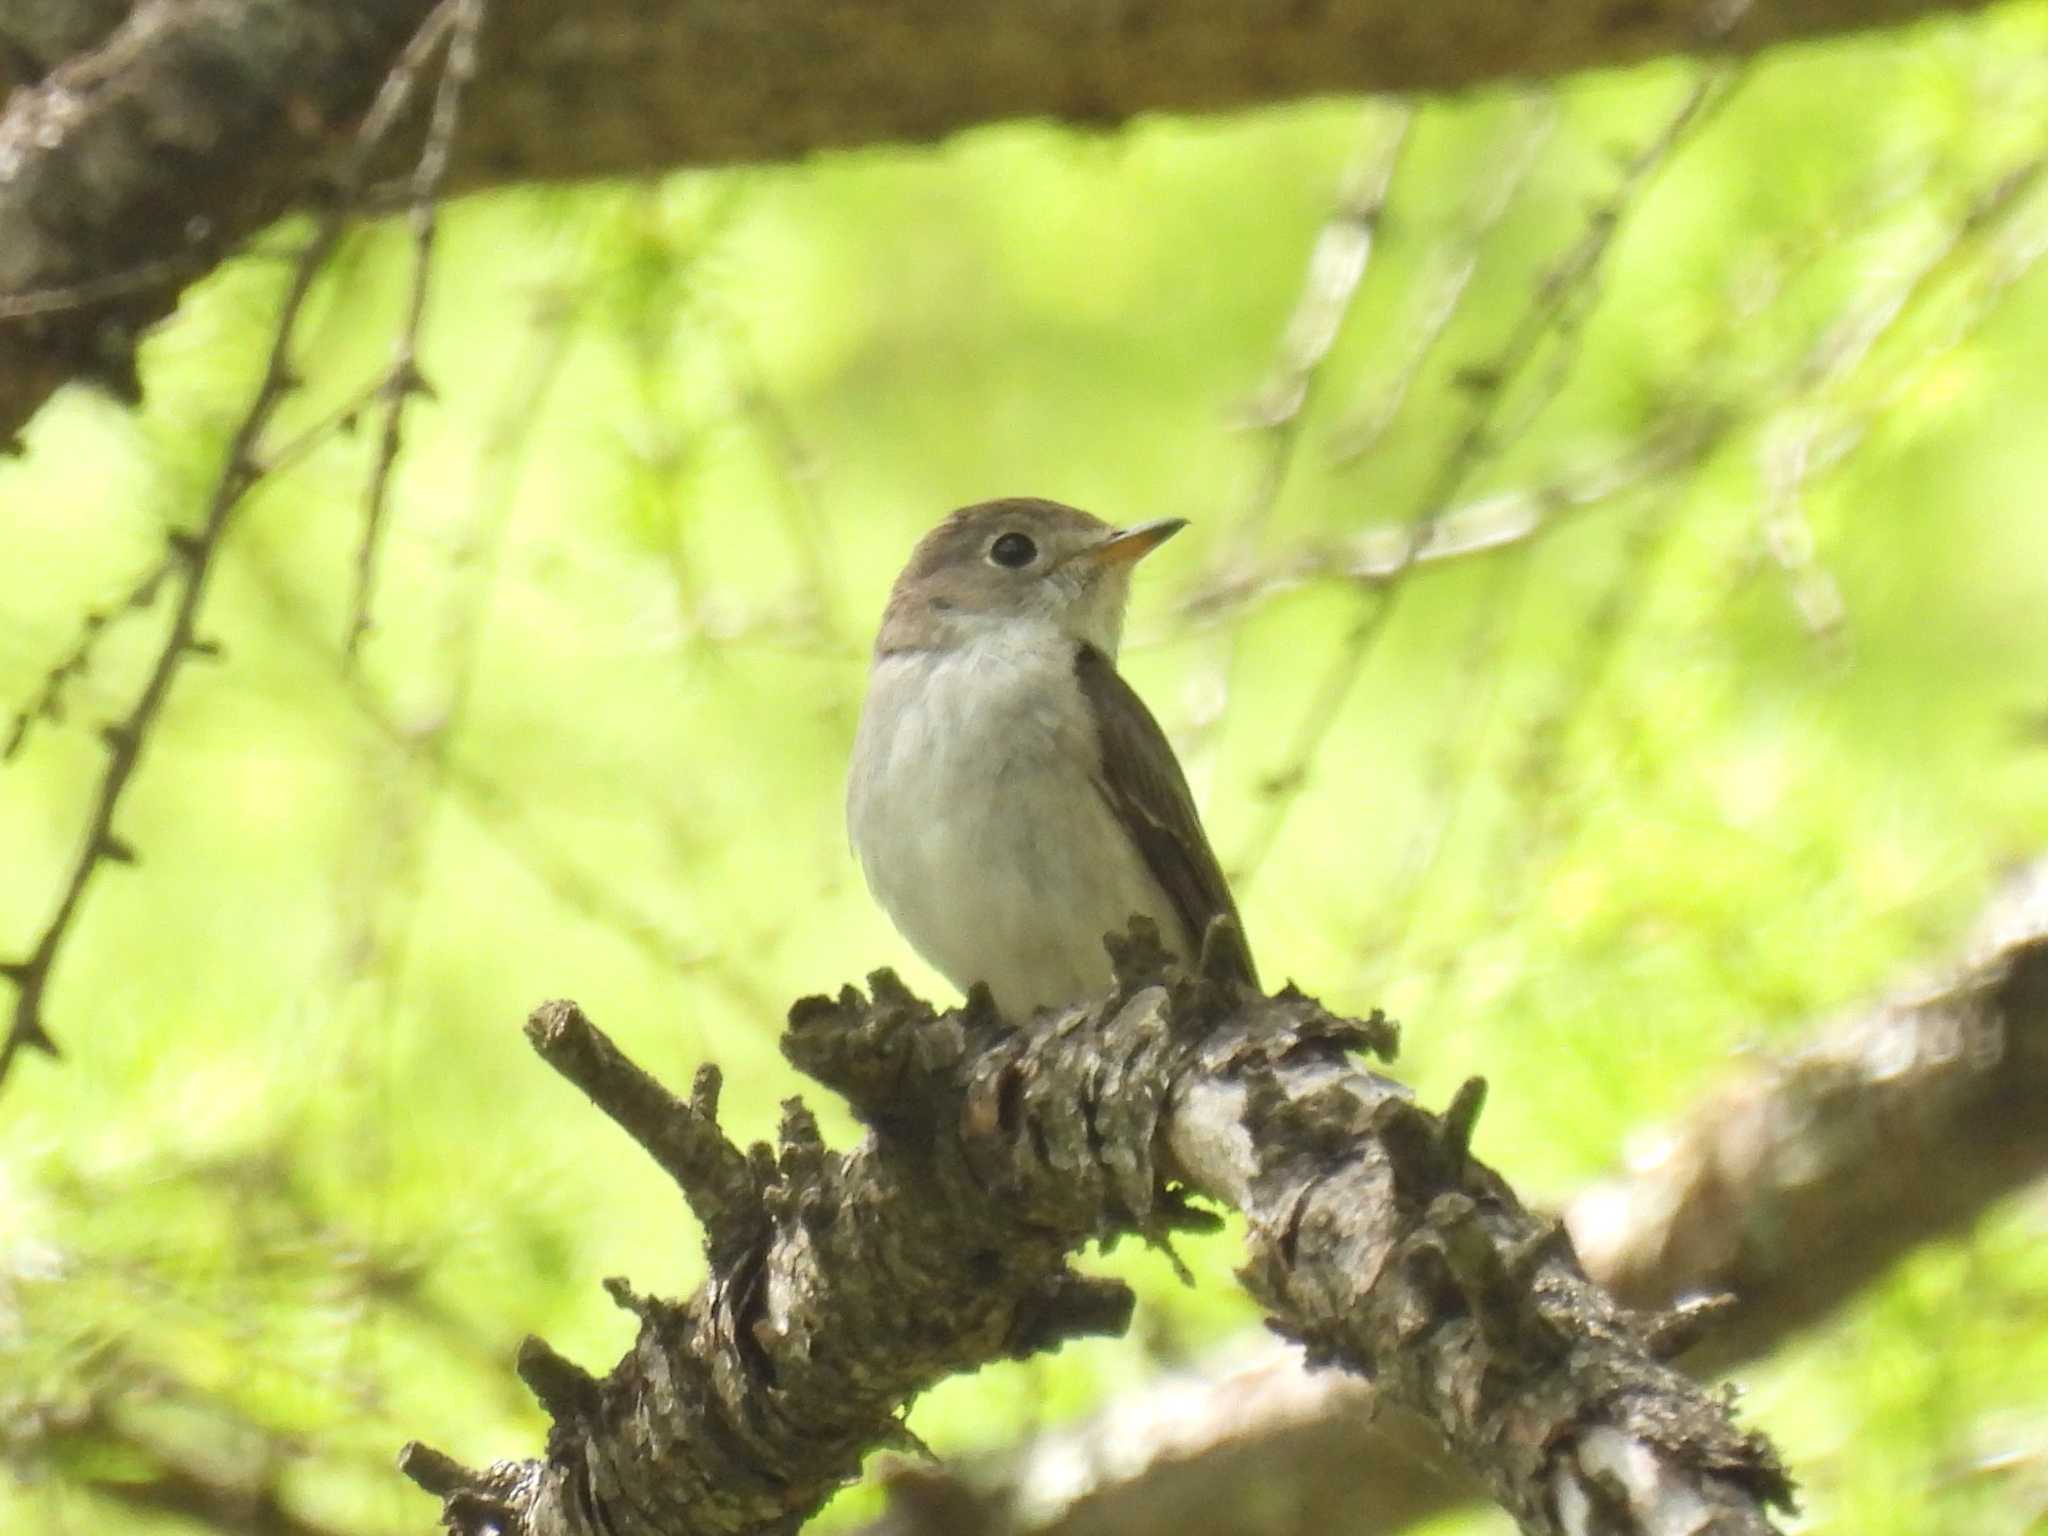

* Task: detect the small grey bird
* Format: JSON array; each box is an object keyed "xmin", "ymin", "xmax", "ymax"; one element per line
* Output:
[{"xmin": 848, "ymin": 497, "xmax": 1256, "ymax": 1018}]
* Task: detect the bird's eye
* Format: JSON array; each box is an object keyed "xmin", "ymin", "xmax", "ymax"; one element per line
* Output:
[{"xmin": 989, "ymin": 531, "xmax": 1038, "ymax": 569}]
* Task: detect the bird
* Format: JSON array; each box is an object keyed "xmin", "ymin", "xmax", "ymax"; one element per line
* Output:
[{"xmin": 847, "ymin": 497, "xmax": 1255, "ymax": 1019}]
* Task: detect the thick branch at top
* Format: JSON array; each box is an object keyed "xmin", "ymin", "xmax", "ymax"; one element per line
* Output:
[
  {"xmin": 451, "ymin": 0, "xmax": 1985, "ymax": 186},
  {"xmin": 0, "ymin": 0, "xmax": 1996, "ymax": 448}
]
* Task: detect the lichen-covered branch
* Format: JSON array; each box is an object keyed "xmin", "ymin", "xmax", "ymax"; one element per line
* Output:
[
  {"xmin": 858, "ymin": 862, "xmax": 2048, "ymax": 1536},
  {"xmin": 402, "ymin": 926, "xmax": 1793, "ymax": 1536}
]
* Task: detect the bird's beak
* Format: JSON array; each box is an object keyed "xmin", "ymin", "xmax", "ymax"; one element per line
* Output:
[{"xmin": 1083, "ymin": 517, "xmax": 1189, "ymax": 569}]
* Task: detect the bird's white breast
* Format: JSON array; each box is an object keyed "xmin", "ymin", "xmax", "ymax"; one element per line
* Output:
[{"xmin": 847, "ymin": 624, "xmax": 1180, "ymax": 1018}]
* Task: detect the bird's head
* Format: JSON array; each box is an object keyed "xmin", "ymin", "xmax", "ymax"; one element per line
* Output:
[{"xmin": 876, "ymin": 497, "xmax": 1186, "ymax": 659}]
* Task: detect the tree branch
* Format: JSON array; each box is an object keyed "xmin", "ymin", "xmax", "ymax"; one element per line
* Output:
[
  {"xmin": 0, "ymin": 1, "xmax": 443, "ymax": 449},
  {"xmin": 0, "ymin": 0, "xmax": 1998, "ymax": 448},
  {"xmin": 858, "ymin": 861, "xmax": 2048, "ymax": 1536},
  {"xmin": 402, "ymin": 925, "xmax": 1792, "ymax": 1536}
]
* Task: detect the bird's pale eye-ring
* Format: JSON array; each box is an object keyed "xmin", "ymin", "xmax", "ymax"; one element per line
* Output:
[{"xmin": 988, "ymin": 531, "xmax": 1039, "ymax": 569}]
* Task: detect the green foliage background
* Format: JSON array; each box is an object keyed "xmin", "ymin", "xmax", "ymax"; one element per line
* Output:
[{"xmin": 5, "ymin": 7, "xmax": 2048, "ymax": 1533}]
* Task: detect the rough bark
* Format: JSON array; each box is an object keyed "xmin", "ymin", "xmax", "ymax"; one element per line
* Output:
[
  {"xmin": 0, "ymin": 0, "xmax": 436, "ymax": 450},
  {"xmin": 448, "ymin": 0, "xmax": 1987, "ymax": 186},
  {"xmin": 0, "ymin": 0, "xmax": 1996, "ymax": 450},
  {"xmin": 861, "ymin": 864, "xmax": 2048, "ymax": 1536},
  {"xmin": 401, "ymin": 925, "xmax": 1792, "ymax": 1536}
]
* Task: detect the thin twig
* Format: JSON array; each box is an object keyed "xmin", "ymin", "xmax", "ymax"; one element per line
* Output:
[
  {"xmin": 4, "ymin": 550, "xmax": 178, "ymax": 759},
  {"xmin": 257, "ymin": 365, "xmax": 397, "ymax": 478},
  {"xmin": 1425, "ymin": 142, "xmax": 2048, "ymax": 1001},
  {"xmin": 0, "ymin": 254, "xmax": 198, "ymax": 322},
  {"xmin": 1414, "ymin": 72, "xmax": 1732, "ymax": 533},
  {"xmin": 0, "ymin": 1, "xmax": 466, "ymax": 1086},
  {"xmin": 345, "ymin": 0, "xmax": 485, "ymax": 662},
  {"xmin": 723, "ymin": 321, "xmax": 850, "ymax": 645},
  {"xmin": 1179, "ymin": 106, "xmax": 1410, "ymax": 807},
  {"xmin": 1227, "ymin": 103, "xmax": 1412, "ymax": 546},
  {"xmin": 1180, "ymin": 411, "xmax": 1721, "ymax": 623},
  {"xmin": 245, "ymin": 270, "xmax": 791, "ymax": 1029},
  {"xmin": 1745, "ymin": 145, "xmax": 2048, "ymax": 640},
  {"xmin": 1231, "ymin": 69, "xmax": 1738, "ymax": 883},
  {"xmin": 1325, "ymin": 92, "xmax": 1558, "ymax": 468},
  {"xmin": 1197, "ymin": 134, "xmax": 2048, "ymax": 640}
]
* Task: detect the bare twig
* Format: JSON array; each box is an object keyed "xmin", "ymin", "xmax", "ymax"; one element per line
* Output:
[
  {"xmin": 1324, "ymin": 92, "xmax": 1557, "ymax": 468},
  {"xmin": 724, "ymin": 323, "xmax": 851, "ymax": 646},
  {"xmin": 257, "ymin": 361, "xmax": 407, "ymax": 478},
  {"xmin": 1179, "ymin": 106, "xmax": 1411, "ymax": 825},
  {"xmin": 1382, "ymin": 257, "xmax": 1784, "ymax": 981},
  {"xmin": 4, "ymin": 549, "xmax": 178, "ymax": 759},
  {"xmin": 1758, "ymin": 426, "xmax": 1848, "ymax": 643},
  {"xmin": 1427, "ymin": 142, "xmax": 2048, "ymax": 995},
  {"xmin": 1407, "ymin": 71, "xmax": 1733, "ymax": 547},
  {"xmin": 344, "ymin": 0, "xmax": 486, "ymax": 663},
  {"xmin": 1194, "ymin": 130, "xmax": 2048, "ymax": 646},
  {"xmin": 0, "ymin": 2, "xmax": 468, "ymax": 1086},
  {"xmin": 1231, "ymin": 69, "xmax": 1739, "ymax": 882},
  {"xmin": 1744, "ymin": 144, "xmax": 2048, "ymax": 641},
  {"xmin": 1226, "ymin": 104, "xmax": 1412, "ymax": 547},
  {"xmin": 239, "ymin": 264, "xmax": 792, "ymax": 1029},
  {"xmin": 1181, "ymin": 410, "xmax": 1721, "ymax": 622},
  {"xmin": 0, "ymin": 254, "xmax": 198, "ymax": 322}
]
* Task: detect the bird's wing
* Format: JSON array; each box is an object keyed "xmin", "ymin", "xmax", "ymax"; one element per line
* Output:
[{"xmin": 1073, "ymin": 642, "xmax": 1258, "ymax": 987}]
